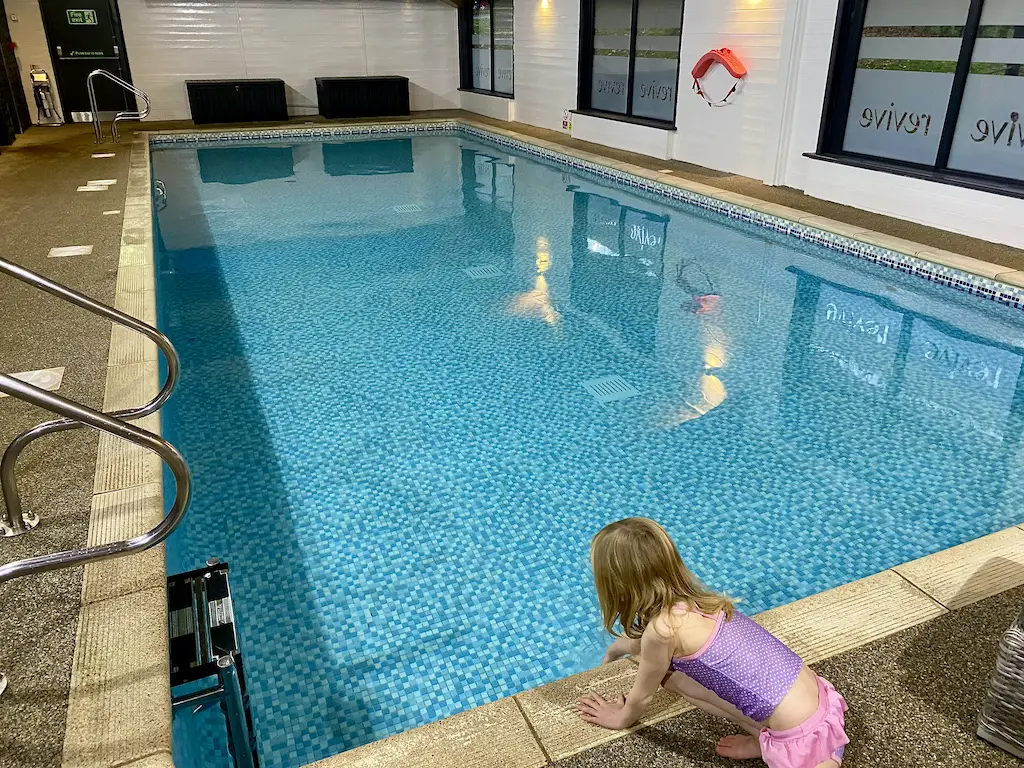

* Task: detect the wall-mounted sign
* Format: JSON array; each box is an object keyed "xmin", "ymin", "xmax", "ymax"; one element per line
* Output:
[
  {"xmin": 562, "ymin": 109, "xmax": 572, "ymax": 132},
  {"xmin": 66, "ymin": 9, "xmax": 98, "ymax": 24}
]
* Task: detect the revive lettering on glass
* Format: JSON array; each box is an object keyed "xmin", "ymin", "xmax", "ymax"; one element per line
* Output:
[
  {"xmin": 858, "ymin": 103, "xmax": 933, "ymax": 136},
  {"xmin": 971, "ymin": 111, "xmax": 1024, "ymax": 148}
]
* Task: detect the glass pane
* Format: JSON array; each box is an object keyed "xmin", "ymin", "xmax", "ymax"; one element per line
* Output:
[
  {"xmin": 630, "ymin": 0, "xmax": 681, "ymax": 122},
  {"xmin": 947, "ymin": 0, "xmax": 1024, "ymax": 181},
  {"xmin": 472, "ymin": 2, "xmax": 492, "ymax": 91},
  {"xmin": 493, "ymin": 0, "xmax": 514, "ymax": 95},
  {"xmin": 591, "ymin": 0, "xmax": 632, "ymax": 114},
  {"xmin": 841, "ymin": 0, "xmax": 971, "ymax": 165}
]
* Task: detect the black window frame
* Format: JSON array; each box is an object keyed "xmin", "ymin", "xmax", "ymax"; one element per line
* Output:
[
  {"xmin": 458, "ymin": 1, "xmax": 515, "ymax": 99},
  {"xmin": 811, "ymin": 0, "xmax": 1024, "ymax": 200},
  {"xmin": 576, "ymin": 0, "xmax": 686, "ymax": 130}
]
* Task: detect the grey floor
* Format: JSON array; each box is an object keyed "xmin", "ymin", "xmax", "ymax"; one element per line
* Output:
[
  {"xmin": 0, "ymin": 119, "xmax": 1022, "ymax": 768},
  {"xmin": 0, "ymin": 123, "xmax": 128, "ymax": 767},
  {"xmin": 556, "ymin": 586, "xmax": 1024, "ymax": 768}
]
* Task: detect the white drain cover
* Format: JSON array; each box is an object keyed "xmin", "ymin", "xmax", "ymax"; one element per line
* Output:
[
  {"xmin": 464, "ymin": 264, "xmax": 504, "ymax": 279},
  {"xmin": 582, "ymin": 375, "xmax": 639, "ymax": 403},
  {"xmin": 392, "ymin": 204, "xmax": 423, "ymax": 214}
]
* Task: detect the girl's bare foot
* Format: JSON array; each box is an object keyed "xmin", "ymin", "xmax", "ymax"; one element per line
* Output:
[{"xmin": 716, "ymin": 734, "xmax": 763, "ymax": 760}]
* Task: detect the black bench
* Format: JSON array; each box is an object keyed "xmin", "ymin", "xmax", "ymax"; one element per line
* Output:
[
  {"xmin": 316, "ymin": 76, "xmax": 410, "ymax": 119},
  {"xmin": 186, "ymin": 79, "xmax": 288, "ymax": 125}
]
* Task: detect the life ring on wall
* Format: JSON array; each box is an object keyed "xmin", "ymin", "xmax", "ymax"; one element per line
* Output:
[{"xmin": 691, "ymin": 48, "xmax": 747, "ymax": 107}]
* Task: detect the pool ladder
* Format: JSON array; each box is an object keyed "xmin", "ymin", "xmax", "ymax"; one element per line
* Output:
[
  {"xmin": 87, "ymin": 69, "xmax": 151, "ymax": 144},
  {"xmin": 0, "ymin": 255, "xmax": 191, "ymax": 694}
]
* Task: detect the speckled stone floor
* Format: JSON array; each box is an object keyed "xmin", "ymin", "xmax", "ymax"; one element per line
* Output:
[
  {"xmin": 556, "ymin": 586, "xmax": 1024, "ymax": 768},
  {"xmin": 0, "ymin": 122, "xmax": 127, "ymax": 768}
]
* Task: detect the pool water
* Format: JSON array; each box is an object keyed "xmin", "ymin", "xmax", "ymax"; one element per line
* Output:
[{"xmin": 153, "ymin": 131, "xmax": 1024, "ymax": 768}]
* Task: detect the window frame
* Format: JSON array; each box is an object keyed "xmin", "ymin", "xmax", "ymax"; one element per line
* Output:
[
  {"xmin": 811, "ymin": 0, "xmax": 1024, "ymax": 199},
  {"xmin": 576, "ymin": 0, "xmax": 686, "ymax": 129},
  {"xmin": 458, "ymin": 1, "xmax": 515, "ymax": 99}
]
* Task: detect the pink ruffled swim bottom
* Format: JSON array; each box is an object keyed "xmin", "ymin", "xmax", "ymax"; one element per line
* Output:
[{"xmin": 759, "ymin": 676, "xmax": 849, "ymax": 768}]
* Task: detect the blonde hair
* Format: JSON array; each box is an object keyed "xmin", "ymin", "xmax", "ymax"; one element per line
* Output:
[{"xmin": 591, "ymin": 517, "xmax": 734, "ymax": 639}]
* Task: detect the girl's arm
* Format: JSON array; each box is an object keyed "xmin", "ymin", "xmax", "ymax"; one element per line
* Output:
[
  {"xmin": 577, "ymin": 626, "xmax": 674, "ymax": 730},
  {"xmin": 602, "ymin": 635, "xmax": 641, "ymax": 664}
]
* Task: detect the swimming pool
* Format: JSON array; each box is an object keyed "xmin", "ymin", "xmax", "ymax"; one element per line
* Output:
[{"xmin": 153, "ymin": 125, "xmax": 1024, "ymax": 768}]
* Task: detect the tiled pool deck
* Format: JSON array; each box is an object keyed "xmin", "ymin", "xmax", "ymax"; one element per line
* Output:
[{"xmin": 3, "ymin": 114, "xmax": 1024, "ymax": 768}]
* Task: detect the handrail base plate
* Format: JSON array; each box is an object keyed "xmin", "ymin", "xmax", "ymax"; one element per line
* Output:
[{"xmin": 1, "ymin": 511, "xmax": 40, "ymax": 537}]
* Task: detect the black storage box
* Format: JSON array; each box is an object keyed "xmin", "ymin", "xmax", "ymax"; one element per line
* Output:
[
  {"xmin": 316, "ymin": 76, "xmax": 410, "ymax": 119},
  {"xmin": 186, "ymin": 79, "xmax": 288, "ymax": 125}
]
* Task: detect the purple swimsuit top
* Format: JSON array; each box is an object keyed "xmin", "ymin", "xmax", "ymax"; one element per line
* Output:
[{"xmin": 669, "ymin": 607, "xmax": 803, "ymax": 723}]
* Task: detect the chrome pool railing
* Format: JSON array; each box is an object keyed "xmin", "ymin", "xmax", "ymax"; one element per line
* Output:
[
  {"xmin": 87, "ymin": 69, "xmax": 151, "ymax": 144},
  {"xmin": 0, "ymin": 256, "xmax": 181, "ymax": 539},
  {"xmin": 0, "ymin": 373, "xmax": 191, "ymax": 583}
]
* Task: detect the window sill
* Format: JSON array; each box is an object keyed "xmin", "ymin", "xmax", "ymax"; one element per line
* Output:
[
  {"xmin": 572, "ymin": 109, "xmax": 677, "ymax": 132},
  {"xmin": 459, "ymin": 88, "xmax": 514, "ymax": 100},
  {"xmin": 804, "ymin": 152, "xmax": 1024, "ymax": 201}
]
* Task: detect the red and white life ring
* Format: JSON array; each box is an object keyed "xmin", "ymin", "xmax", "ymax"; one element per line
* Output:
[{"xmin": 691, "ymin": 48, "xmax": 747, "ymax": 107}]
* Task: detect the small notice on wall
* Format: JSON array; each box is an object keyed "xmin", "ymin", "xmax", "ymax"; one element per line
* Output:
[
  {"xmin": 66, "ymin": 9, "xmax": 98, "ymax": 25},
  {"xmin": 562, "ymin": 109, "xmax": 572, "ymax": 132}
]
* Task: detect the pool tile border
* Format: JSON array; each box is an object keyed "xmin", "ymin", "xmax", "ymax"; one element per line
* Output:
[
  {"xmin": 60, "ymin": 118, "xmax": 1024, "ymax": 768},
  {"xmin": 149, "ymin": 118, "xmax": 1024, "ymax": 312}
]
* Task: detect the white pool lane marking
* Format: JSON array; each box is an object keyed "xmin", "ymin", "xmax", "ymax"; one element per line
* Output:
[{"xmin": 0, "ymin": 367, "xmax": 66, "ymax": 399}]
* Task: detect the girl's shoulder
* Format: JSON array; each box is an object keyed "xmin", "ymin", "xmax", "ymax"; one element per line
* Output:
[{"xmin": 649, "ymin": 602, "xmax": 720, "ymax": 657}]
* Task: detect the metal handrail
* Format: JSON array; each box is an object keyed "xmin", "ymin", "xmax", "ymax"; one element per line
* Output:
[
  {"xmin": 0, "ymin": 374, "xmax": 191, "ymax": 583},
  {"xmin": 0, "ymin": 256, "xmax": 179, "ymax": 537},
  {"xmin": 87, "ymin": 69, "xmax": 151, "ymax": 144}
]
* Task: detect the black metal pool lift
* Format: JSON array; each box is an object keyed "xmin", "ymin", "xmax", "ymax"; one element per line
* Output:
[{"xmin": 169, "ymin": 559, "xmax": 260, "ymax": 768}]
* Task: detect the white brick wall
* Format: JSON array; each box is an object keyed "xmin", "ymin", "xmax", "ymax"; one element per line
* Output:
[{"xmin": 117, "ymin": 0, "xmax": 460, "ymax": 122}]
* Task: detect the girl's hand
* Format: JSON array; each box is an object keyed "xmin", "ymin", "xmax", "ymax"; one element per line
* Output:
[
  {"xmin": 576, "ymin": 692, "xmax": 629, "ymax": 730},
  {"xmin": 601, "ymin": 648, "xmax": 626, "ymax": 665}
]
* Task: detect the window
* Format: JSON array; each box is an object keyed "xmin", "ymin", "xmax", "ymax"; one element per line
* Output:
[
  {"xmin": 579, "ymin": 0, "xmax": 684, "ymax": 126},
  {"xmin": 817, "ymin": 0, "xmax": 1024, "ymax": 194},
  {"xmin": 459, "ymin": 0, "xmax": 514, "ymax": 97}
]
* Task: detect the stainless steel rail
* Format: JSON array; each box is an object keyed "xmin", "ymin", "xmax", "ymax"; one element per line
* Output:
[
  {"xmin": 0, "ymin": 256, "xmax": 179, "ymax": 537},
  {"xmin": 87, "ymin": 69, "xmax": 151, "ymax": 144},
  {"xmin": 0, "ymin": 374, "xmax": 191, "ymax": 583}
]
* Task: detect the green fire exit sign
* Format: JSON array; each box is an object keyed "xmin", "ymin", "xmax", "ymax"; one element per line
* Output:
[{"xmin": 66, "ymin": 9, "xmax": 98, "ymax": 24}]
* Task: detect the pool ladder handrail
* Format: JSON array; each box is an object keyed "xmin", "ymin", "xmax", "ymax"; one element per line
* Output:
[
  {"xmin": 87, "ymin": 69, "xmax": 151, "ymax": 144},
  {"xmin": 0, "ymin": 255, "xmax": 191, "ymax": 584}
]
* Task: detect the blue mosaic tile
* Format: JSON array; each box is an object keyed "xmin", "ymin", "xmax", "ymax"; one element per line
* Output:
[{"xmin": 153, "ymin": 129, "xmax": 1024, "ymax": 768}]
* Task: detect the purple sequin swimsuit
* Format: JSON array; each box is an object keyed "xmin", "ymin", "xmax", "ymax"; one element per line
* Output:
[{"xmin": 669, "ymin": 609, "xmax": 804, "ymax": 723}]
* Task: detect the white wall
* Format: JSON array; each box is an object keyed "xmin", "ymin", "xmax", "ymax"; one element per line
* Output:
[
  {"xmin": 512, "ymin": 0, "xmax": 578, "ymax": 131},
  {"xmin": 671, "ymin": 0, "xmax": 790, "ymax": 179},
  {"xmin": 118, "ymin": 0, "xmax": 460, "ymax": 122},
  {"xmin": 6, "ymin": 0, "xmax": 64, "ymax": 123}
]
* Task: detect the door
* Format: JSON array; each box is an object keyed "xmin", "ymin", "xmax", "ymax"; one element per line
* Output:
[
  {"xmin": 0, "ymin": 0, "xmax": 30, "ymax": 135},
  {"xmin": 38, "ymin": 0, "xmax": 133, "ymax": 121}
]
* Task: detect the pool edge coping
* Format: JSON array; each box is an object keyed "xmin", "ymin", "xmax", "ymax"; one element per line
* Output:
[
  {"xmin": 63, "ymin": 118, "xmax": 1024, "ymax": 768},
  {"xmin": 60, "ymin": 133, "xmax": 173, "ymax": 768}
]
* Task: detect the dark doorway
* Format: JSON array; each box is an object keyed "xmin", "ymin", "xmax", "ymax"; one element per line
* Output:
[
  {"xmin": 38, "ymin": 0, "xmax": 133, "ymax": 121},
  {"xmin": 0, "ymin": 0, "xmax": 31, "ymax": 142}
]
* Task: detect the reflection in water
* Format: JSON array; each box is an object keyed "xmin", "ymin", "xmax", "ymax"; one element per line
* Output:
[
  {"xmin": 322, "ymin": 139, "xmax": 414, "ymax": 176},
  {"xmin": 197, "ymin": 146, "xmax": 295, "ymax": 184},
  {"xmin": 783, "ymin": 266, "xmax": 1024, "ymax": 454},
  {"xmin": 508, "ymin": 235, "xmax": 561, "ymax": 325},
  {"xmin": 570, "ymin": 189, "xmax": 667, "ymax": 355}
]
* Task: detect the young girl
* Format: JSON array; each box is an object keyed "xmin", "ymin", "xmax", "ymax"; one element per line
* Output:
[{"xmin": 577, "ymin": 518, "xmax": 849, "ymax": 767}]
